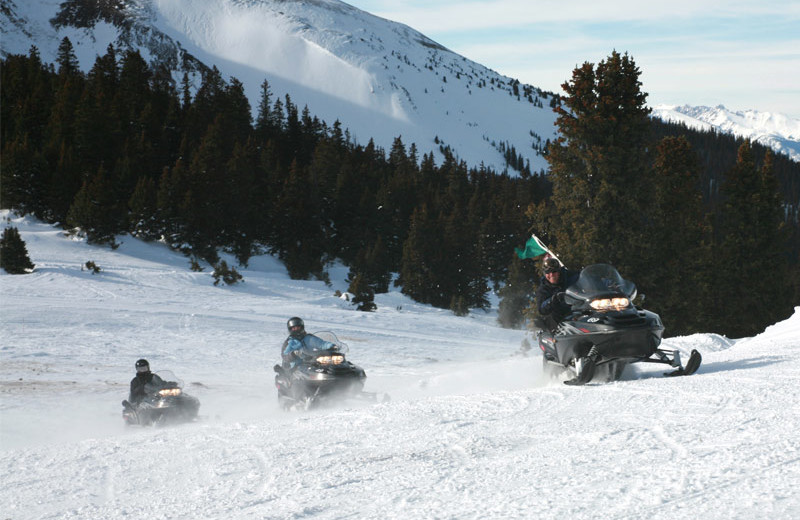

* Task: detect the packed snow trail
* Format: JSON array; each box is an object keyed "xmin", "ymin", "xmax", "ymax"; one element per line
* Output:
[{"xmin": 2, "ymin": 211, "xmax": 799, "ymax": 519}]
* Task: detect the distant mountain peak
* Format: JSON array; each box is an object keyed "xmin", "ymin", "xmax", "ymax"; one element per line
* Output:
[{"xmin": 652, "ymin": 104, "xmax": 800, "ymax": 162}]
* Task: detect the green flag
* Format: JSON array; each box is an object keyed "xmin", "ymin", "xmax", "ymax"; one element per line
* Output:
[{"xmin": 515, "ymin": 235, "xmax": 548, "ymax": 260}]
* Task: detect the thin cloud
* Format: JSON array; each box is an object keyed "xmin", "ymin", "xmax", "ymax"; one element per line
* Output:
[
  {"xmin": 355, "ymin": 0, "xmax": 800, "ymax": 33},
  {"xmin": 348, "ymin": 0, "xmax": 800, "ymax": 117}
]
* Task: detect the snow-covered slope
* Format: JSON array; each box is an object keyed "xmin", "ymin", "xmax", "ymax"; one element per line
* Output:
[
  {"xmin": 1, "ymin": 0, "xmax": 557, "ymax": 173},
  {"xmin": 2, "ymin": 210, "xmax": 800, "ymax": 519},
  {"xmin": 4, "ymin": 1, "xmax": 799, "ymax": 169},
  {"xmin": 653, "ymin": 104, "xmax": 800, "ymax": 162}
]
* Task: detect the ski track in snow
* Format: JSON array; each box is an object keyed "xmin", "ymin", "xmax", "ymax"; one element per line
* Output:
[{"xmin": 1, "ymin": 210, "xmax": 800, "ymax": 519}]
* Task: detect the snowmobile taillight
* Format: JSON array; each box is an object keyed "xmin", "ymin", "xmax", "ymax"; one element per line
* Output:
[
  {"xmin": 316, "ymin": 354, "xmax": 345, "ymax": 365},
  {"xmin": 590, "ymin": 297, "xmax": 629, "ymax": 311},
  {"xmin": 158, "ymin": 388, "xmax": 181, "ymax": 397}
]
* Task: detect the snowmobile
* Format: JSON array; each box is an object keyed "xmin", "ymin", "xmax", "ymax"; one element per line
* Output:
[
  {"xmin": 537, "ymin": 264, "xmax": 701, "ymax": 385},
  {"xmin": 274, "ymin": 331, "xmax": 381, "ymax": 410},
  {"xmin": 122, "ymin": 370, "xmax": 201, "ymax": 426}
]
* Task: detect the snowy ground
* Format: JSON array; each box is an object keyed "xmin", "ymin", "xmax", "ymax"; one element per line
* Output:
[{"xmin": 1, "ymin": 210, "xmax": 799, "ymax": 519}]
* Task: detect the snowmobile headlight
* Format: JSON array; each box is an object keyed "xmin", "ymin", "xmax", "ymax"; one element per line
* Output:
[
  {"xmin": 316, "ymin": 354, "xmax": 345, "ymax": 365},
  {"xmin": 590, "ymin": 297, "xmax": 630, "ymax": 311},
  {"xmin": 158, "ymin": 388, "xmax": 181, "ymax": 397}
]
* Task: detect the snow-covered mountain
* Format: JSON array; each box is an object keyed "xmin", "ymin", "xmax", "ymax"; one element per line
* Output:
[
  {"xmin": 3, "ymin": 209, "xmax": 800, "ymax": 519},
  {"xmin": 653, "ymin": 104, "xmax": 800, "ymax": 163},
  {"xmin": 0, "ymin": 0, "xmax": 558, "ymax": 173},
  {"xmin": 3, "ymin": 0, "xmax": 799, "ymax": 171}
]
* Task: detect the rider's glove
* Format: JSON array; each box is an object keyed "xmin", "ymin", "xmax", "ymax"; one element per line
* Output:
[{"xmin": 552, "ymin": 292, "xmax": 565, "ymax": 304}]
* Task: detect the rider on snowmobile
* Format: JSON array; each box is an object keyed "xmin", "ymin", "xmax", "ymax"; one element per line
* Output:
[
  {"xmin": 281, "ymin": 317, "xmax": 337, "ymax": 368},
  {"xmin": 127, "ymin": 359, "xmax": 164, "ymax": 405},
  {"xmin": 536, "ymin": 255, "xmax": 579, "ymax": 330}
]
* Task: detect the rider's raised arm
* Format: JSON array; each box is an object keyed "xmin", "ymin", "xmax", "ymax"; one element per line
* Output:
[{"xmin": 304, "ymin": 334, "xmax": 336, "ymax": 351}]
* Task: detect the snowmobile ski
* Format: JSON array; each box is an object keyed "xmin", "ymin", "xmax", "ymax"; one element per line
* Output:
[
  {"xmin": 563, "ymin": 355, "xmax": 597, "ymax": 386},
  {"xmin": 664, "ymin": 349, "xmax": 702, "ymax": 377}
]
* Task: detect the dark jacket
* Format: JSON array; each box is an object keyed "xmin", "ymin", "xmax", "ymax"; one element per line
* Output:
[
  {"xmin": 536, "ymin": 266, "xmax": 579, "ymax": 326},
  {"xmin": 129, "ymin": 372, "xmax": 164, "ymax": 404}
]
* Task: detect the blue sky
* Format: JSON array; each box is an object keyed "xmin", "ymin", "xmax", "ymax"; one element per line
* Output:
[{"xmin": 346, "ymin": 0, "xmax": 800, "ymax": 118}]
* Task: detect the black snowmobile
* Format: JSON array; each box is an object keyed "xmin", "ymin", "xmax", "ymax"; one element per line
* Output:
[
  {"xmin": 537, "ymin": 264, "xmax": 701, "ymax": 385},
  {"xmin": 122, "ymin": 370, "xmax": 201, "ymax": 426},
  {"xmin": 274, "ymin": 331, "xmax": 380, "ymax": 410}
]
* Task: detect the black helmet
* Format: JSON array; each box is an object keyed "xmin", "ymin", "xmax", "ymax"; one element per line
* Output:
[
  {"xmin": 287, "ymin": 317, "xmax": 305, "ymax": 337},
  {"xmin": 135, "ymin": 359, "xmax": 150, "ymax": 373},
  {"xmin": 543, "ymin": 256, "xmax": 561, "ymax": 274}
]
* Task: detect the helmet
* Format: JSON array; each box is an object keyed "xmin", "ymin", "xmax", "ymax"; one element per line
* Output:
[
  {"xmin": 543, "ymin": 256, "xmax": 561, "ymax": 274},
  {"xmin": 287, "ymin": 317, "xmax": 305, "ymax": 337},
  {"xmin": 135, "ymin": 359, "xmax": 150, "ymax": 373}
]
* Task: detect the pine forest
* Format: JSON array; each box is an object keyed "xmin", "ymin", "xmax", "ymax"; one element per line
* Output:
[{"xmin": 1, "ymin": 43, "xmax": 797, "ymax": 338}]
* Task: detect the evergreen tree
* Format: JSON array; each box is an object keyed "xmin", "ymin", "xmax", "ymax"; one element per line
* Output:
[
  {"xmin": 43, "ymin": 60, "xmax": 85, "ymax": 222},
  {"xmin": 75, "ymin": 45, "xmax": 120, "ymax": 172},
  {"xmin": 45, "ymin": 141, "xmax": 82, "ymax": 223},
  {"xmin": 223, "ymin": 77, "xmax": 253, "ymax": 151},
  {"xmin": 0, "ymin": 227, "xmax": 35, "ymax": 274},
  {"xmin": 399, "ymin": 204, "xmax": 443, "ymax": 305},
  {"xmin": 375, "ymin": 144, "xmax": 418, "ymax": 267},
  {"xmin": 180, "ymin": 71, "xmax": 193, "ymax": 110},
  {"xmin": 442, "ymin": 201, "xmax": 489, "ymax": 310},
  {"xmin": 307, "ymin": 137, "xmax": 346, "ymax": 257},
  {"xmin": 645, "ymin": 136, "xmax": 712, "ymax": 335},
  {"xmin": 212, "ymin": 260, "xmax": 243, "ymax": 286},
  {"xmin": 332, "ymin": 159, "xmax": 370, "ymax": 264},
  {"xmin": 128, "ymin": 176, "xmax": 159, "ymax": 240},
  {"xmin": 66, "ymin": 164, "xmax": 125, "ymax": 245},
  {"xmin": 184, "ymin": 66, "xmax": 227, "ymax": 151},
  {"xmin": 55, "ymin": 37, "xmax": 79, "ymax": 76},
  {"xmin": 156, "ymin": 161, "xmax": 188, "ymax": 246},
  {"xmin": 226, "ymin": 138, "xmax": 261, "ymax": 265},
  {"xmin": 347, "ymin": 238, "xmax": 392, "ymax": 296},
  {"xmin": 181, "ymin": 116, "xmax": 229, "ymax": 261},
  {"xmin": 546, "ymin": 51, "xmax": 651, "ymax": 279},
  {"xmin": 1, "ymin": 47, "xmax": 54, "ymax": 150},
  {"xmin": 713, "ymin": 143, "xmax": 794, "ymax": 337},
  {"xmin": 116, "ymin": 49, "xmax": 152, "ymax": 138},
  {"xmin": 348, "ymin": 273, "xmax": 377, "ymax": 311},
  {"xmin": 476, "ymin": 194, "xmax": 515, "ymax": 289},
  {"xmin": 0, "ymin": 136, "xmax": 50, "ymax": 217},
  {"xmin": 363, "ymin": 236, "xmax": 392, "ymax": 293},
  {"xmin": 255, "ymin": 79, "xmax": 279, "ymax": 140},
  {"xmin": 274, "ymin": 159, "xmax": 325, "ymax": 279}
]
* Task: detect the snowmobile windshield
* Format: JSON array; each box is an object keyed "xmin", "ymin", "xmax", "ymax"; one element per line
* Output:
[
  {"xmin": 565, "ymin": 264, "xmax": 636, "ymax": 301},
  {"xmin": 144, "ymin": 370, "xmax": 183, "ymax": 393},
  {"xmin": 309, "ymin": 331, "xmax": 349, "ymax": 354}
]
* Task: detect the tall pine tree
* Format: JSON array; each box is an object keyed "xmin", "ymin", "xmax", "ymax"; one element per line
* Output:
[
  {"xmin": 546, "ymin": 51, "xmax": 651, "ymax": 279},
  {"xmin": 713, "ymin": 143, "xmax": 794, "ymax": 337},
  {"xmin": 646, "ymin": 136, "xmax": 712, "ymax": 335}
]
